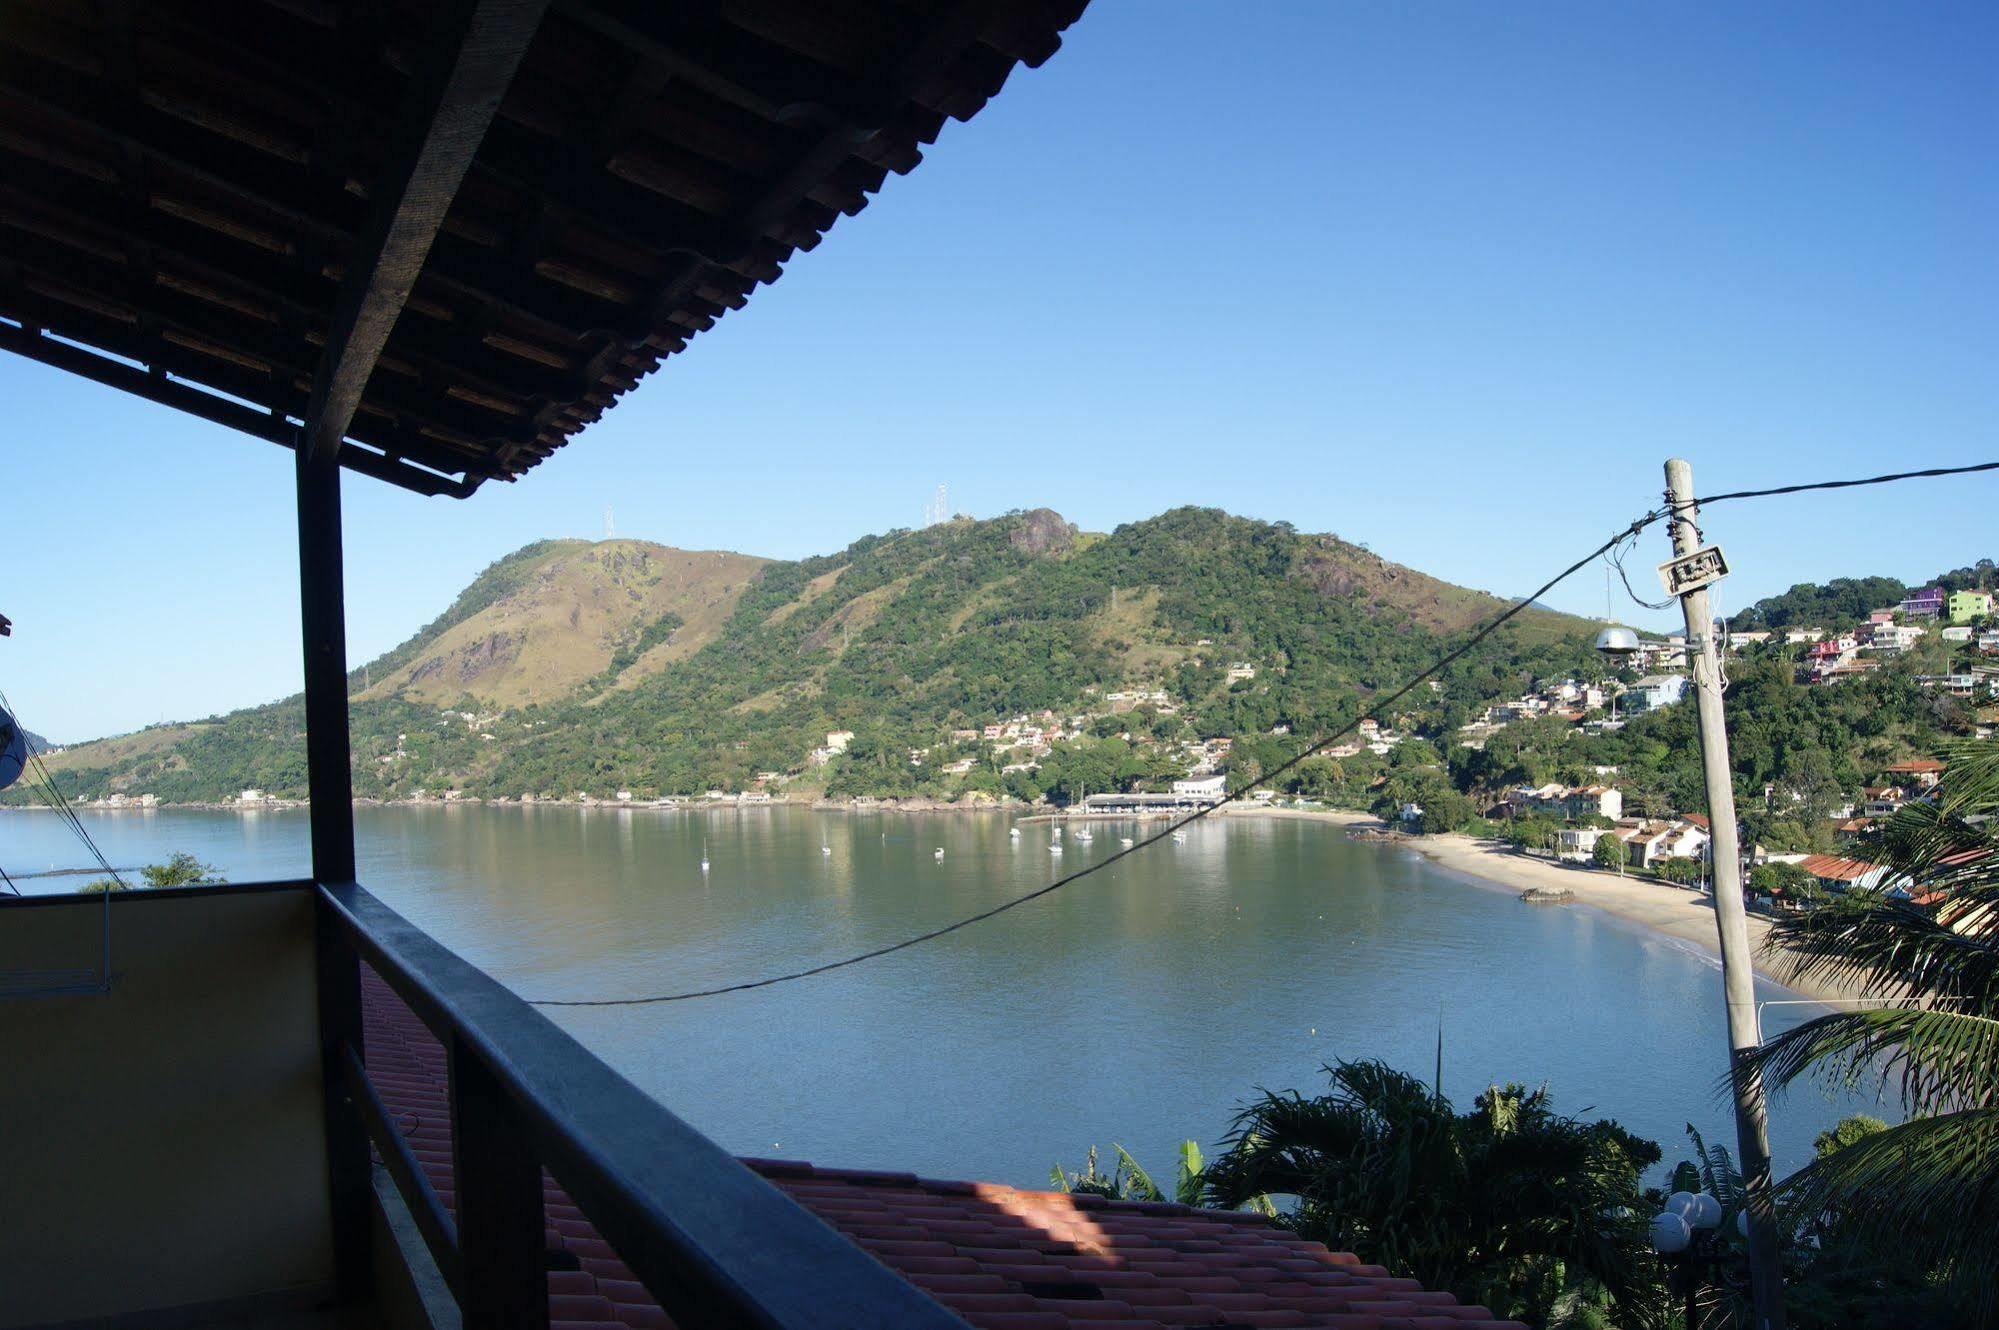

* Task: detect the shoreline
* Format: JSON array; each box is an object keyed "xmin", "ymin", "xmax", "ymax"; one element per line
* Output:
[
  {"xmin": 1236, "ymin": 808, "xmax": 1876, "ymax": 1009},
  {"xmin": 8, "ymin": 799, "xmax": 1878, "ymax": 1005}
]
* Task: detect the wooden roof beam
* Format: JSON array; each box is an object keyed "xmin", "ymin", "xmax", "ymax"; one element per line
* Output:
[
  {"xmin": 301, "ymin": 0, "xmax": 550, "ymax": 466},
  {"xmin": 0, "ymin": 320, "xmax": 473, "ymax": 497}
]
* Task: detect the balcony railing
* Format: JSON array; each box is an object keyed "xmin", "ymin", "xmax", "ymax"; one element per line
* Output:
[{"xmin": 318, "ymin": 881, "xmax": 963, "ymax": 1330}]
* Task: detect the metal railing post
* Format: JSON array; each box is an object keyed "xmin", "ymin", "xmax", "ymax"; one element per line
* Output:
[{"xmin": 451, "ymin": 1036, "xmax": 550, "ymax": 1330}]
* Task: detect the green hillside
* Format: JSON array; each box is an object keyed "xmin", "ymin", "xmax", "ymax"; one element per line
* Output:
[{"xmin": 27, "ymin": 507, "xmax": 1603, "ymax": 804}]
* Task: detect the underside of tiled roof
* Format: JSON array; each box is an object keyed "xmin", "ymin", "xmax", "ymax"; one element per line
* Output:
[
  {"xmin": 0, "ymin": 0, "xmax": 1089, "ymax": 496},
  {"xmin": 362, "ymin": 971, "xmax": 1522, "ymax": 1329}
]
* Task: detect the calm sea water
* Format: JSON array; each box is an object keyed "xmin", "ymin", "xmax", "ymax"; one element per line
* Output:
[{"xmin": 2, "ymin": 806, "xmax": 1883, "ymax": 1183}]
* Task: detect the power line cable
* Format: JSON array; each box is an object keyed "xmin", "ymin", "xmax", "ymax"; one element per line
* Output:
[
  {"xmin": 0, "ymin": 687, "xmax": 127, "ymax": 890},
  {"xmin": 1693, "ymin": 460, "xmax": 1999, "ymax": 508},
  {"xmin": 529, "ymin": 505, "xmax": 1672, "ymax": 1006},
  {"xmin": 1607, "ymin": 531, "xmax": 1676, "ymax": 612}
]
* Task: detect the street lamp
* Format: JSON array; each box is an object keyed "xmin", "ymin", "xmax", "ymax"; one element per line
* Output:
[
  {"xmin": 1650, "ymin": 1190, "xmax": 1727, "ymax": 1327},
  {"xmin": 1596, "ymin": 626, "xmax": 1641, "ymax": 727}
]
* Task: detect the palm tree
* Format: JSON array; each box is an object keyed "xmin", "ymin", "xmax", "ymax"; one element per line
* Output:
[
  {"xmin": 1749, "ymin": 740, "xmax": 1999, "ymax": 1321},
  {"xmin": 1200, "ymin": 1059, "xmax": 1664, "ymax": 1325}
]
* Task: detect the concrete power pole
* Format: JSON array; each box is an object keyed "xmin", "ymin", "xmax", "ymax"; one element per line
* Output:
[{"xmin": 1662, "ymin": 458, "xmax": 1787, "ymax": 1330}]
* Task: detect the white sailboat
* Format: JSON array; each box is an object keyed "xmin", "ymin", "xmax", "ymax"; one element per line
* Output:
[
  {"xmin": 1049, "ymin": 842, "xmax": 1064, "ymax": 856},
  {"xmin": 700, "ymin": 838, "xmax": 711, "ymax": 872},
  {"xmin": 1171, "ymin": 830, "xmax": 1187, "ymax": 844},
  {"xmin": 1075, "ymin": 827, "xmax": 1093, "ymax": 843},
  {"xmin": 934, "ymin": 847, "xmax": 946, "ymax": 861},
  {"xmin": 1120, "ymin": 836, "xmax": 1134, "ymax": 848}
]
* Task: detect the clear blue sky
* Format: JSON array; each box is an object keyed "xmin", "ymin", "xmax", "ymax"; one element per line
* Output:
[{"xmin": 3, "ymin": 1, "xmax": 1993, "ymax": 743}]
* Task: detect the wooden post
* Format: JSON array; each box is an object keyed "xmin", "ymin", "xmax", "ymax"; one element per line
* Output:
[
  {"xmin": 452, "ymin": 1040, "xmax": 550, "ymax": 1330},
  {"xmin": 297, "ymin": 448, "xmax": 356, "ymax": 884}
]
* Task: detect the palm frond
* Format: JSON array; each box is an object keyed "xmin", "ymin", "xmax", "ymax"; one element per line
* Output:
[
  {"xmin": 1682, "ymin": 1123, "xmax": 1744, "ymax": 1207},
  {"xmin": 1174, "ymin": 1139, "xmax": 1205, "ymax": 1207},
  {"xmin": 1779, "ymin": 1107, "xmax": 1999, "ymax": 1316},
  {"xmin": 1110, "ymin": 1144, "xmax": 1163, "ymax": 1202},
  {"xmin": 1764, "ymin": 883, "xmax": 1999, "ymax": 1005},
  {"xmin": 1739, "ymin": 1007, "xmax": 1999, "ymax": 1118}
]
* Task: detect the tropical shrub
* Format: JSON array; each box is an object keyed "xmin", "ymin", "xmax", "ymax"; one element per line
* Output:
[
  {"xmin": 1751, "ymin": 741, "xmax": 1999, "ymax": 1324},
  {"xmin": 1200, "ymin": 1060, "xmax": 1663, "ymax": 1325}
]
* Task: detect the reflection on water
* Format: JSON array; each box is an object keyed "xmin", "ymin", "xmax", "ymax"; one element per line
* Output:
[{"xmin": 2, "ymin": 806, "xmax": 1885, "ymax": 1184}]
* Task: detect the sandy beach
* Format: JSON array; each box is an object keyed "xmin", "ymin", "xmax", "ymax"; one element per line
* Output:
[{"xmin": 1233, "ymin": 806, "xmax": 1879, "ymax": 1009}]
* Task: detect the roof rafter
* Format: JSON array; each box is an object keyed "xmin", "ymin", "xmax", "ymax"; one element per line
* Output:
[{"xmin": 302, "ymin": 0, "xmax": 551, "ymax": 466}]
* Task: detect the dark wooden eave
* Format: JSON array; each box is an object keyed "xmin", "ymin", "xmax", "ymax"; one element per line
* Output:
[
  {"xmin": 0, "ymin": 0, "xmax": 1088, "ymax": 497},
  {"xmin": 302, "ymin": 0, "xmax": 551, "ymax": 469}
]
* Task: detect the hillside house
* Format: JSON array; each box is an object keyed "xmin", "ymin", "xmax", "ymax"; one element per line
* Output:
[
  {"xmin": 1626, "ymin": 674, "xmax": 1688, "ymax": 712},
  {"xmin": 1900, "ymin": 586, "xmax": 1947, "ymax": 618},
  {"xmin": 1882, "ymin": 758, "xmax": 1946, "ymax": 788},
  {"xmin": 1797, "ymin": 854, "xmax": 1896, "ymax": 893},
  {"xmin": 1866, "ymin": 622, "xmax": 1926, "ymax": 653},
  {"xmin": 1564, "ymin": 785, "xmax": 1624, "ymax": 821},
  {"xmin": 1863, "ymin": 785, "xmax": 1910, "ymax": 816},
  {"xmin": 1949, "ymin": 589, "xmax": 1993, "ymax": 624}
]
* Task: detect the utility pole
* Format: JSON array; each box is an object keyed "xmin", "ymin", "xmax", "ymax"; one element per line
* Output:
[{"xmin": 1662, "ymin": 457, "xmax": 1787, "ymax": 1330}]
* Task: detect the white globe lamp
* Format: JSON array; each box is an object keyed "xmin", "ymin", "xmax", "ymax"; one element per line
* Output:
[
  {"xmin": 1649, "ymin": 1210, "xmax": 1693, "ymax": 1255},
  {"xmin": 1686, "ymin": 1192, "xmax": 1723, "ymax": 1230}
]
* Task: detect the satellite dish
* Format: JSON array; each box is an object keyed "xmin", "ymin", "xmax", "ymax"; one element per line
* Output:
[{"xmin": 0, "ymin": 705, "xmax": 25, "ymax": 793}]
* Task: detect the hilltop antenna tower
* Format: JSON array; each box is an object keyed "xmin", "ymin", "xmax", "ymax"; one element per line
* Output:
[
  {"xmin": 604, "ymin": 505, "xmax": 615, "ymax": 541},
  {"xmin": 924, "ymin": 483, "xmax": 948, "ymax": 527}
]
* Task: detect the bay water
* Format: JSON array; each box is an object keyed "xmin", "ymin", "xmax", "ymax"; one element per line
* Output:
[{"xmin": 2, "ymin": 806, "xmax": 1882, "ymax": 1185}]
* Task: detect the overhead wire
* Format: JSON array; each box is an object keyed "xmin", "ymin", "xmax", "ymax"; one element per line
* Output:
[
  {"xmin": 0, "ymin": 686, "xmax": 127, "ymax": 891},
  {"xmin": 1692, "ymin": 459, "xmax": 1999, "ymax": 508},
  {"xmin": 1608, "ymin": 530, "xmax": 1676, "ymax": 612}
]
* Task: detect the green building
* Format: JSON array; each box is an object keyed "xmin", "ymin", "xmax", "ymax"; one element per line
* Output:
[{"xmin": 1949, "ymin": 589, "xmax": 1994, "ymax": 624}]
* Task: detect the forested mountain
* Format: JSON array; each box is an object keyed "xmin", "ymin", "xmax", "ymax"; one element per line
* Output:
[{"xmin": 25, "ymin": 508, "xmax": 1601, "ymax": 804}]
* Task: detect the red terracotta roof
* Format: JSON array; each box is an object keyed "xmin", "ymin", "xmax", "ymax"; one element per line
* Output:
[
  {"xmin": 362, "ymin": 971, "xmax": 1521, "ymax": 1329},
  {"xmin": 1884, "ymin": 760, "xmax": 1946, "ymax": 775},
  {"xmin": 1797, "ymin": 854, "xmax": 1883, "ymax": 882}
]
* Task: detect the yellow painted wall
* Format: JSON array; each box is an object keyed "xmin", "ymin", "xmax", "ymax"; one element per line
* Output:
[{"xmin": 0, "ymin": 886, "xmax": 334, "ymax": 1326}]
